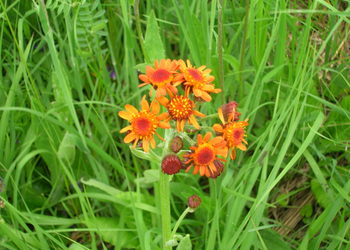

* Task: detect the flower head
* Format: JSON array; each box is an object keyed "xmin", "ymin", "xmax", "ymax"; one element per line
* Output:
[
  {"xmin": 176, "ymin": 60, "xmax": 221, "ymax": 102},
  {"xmin": 170, "ymin": 136, "xmax": 183, "ymax": 153},
  {"xmin": 184, "ymin": 132, "xmax": 227, "ymax": 177},
  {"xmin": 157, "ymin": 93, "xmax": 205, "ymax": 132},
  {"xmin": 188, "ymin": 195, "xmax": 201, "ymax": 209},
  {"xmin": 213, "ymin": 108, "xmax": 248, "ymax": 160},
  {"xmin": 118, "ymin": 96, "xmax": 170, "ymax": 152},
  {"xmin": 221, "ymin": 101, "xmax": 240, "ymax": 122},
  {"xmin": 162, "ymin": 155, "xmax": 182, "ymax": 175},
  {"xmin": 138, "ymin": 59, "xmax": 179, "ymax": 97}
]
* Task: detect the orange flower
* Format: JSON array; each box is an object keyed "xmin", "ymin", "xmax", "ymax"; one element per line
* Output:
[
  {"xmin": 157, "ymin": 92, "xmax": 205, "ymax": 132},
  {"xmin": 118, "ymin": 96, "xmax": 170, "ymax": 152},
  {"xmin": 176, "ymin": 59, "xmax": 221, "ymax": 102},
  {"xmin": 138, "ymin": 59, "xmax": 179, "ymax": 97},
  {"xmin": 184, "ymin": 132, "xmax": 227, "ymax": 177},
  {"xmin": 213, "ymin": 108, "xmax": 248, "ymax": 160}
]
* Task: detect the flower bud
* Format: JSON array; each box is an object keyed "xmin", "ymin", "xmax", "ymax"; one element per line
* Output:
[
  {"xmin": 222, "ymin": 101, "xmax": 240, "ymax": 121},
  {"xmin": 161, "ymin": 155, "xmax": 182, "ymax": 175},
  {"xmin": 0, "ymin": 200, "xmax": 4, "ymax": 209},
  {"xmin": 209, "ymin": 160, "xmax": 225, "ymax": 178},
  {"xmin": 188, "ymin": 195, "xmax": 201, "ymax": 209},
  {"xmin": 170, "ymin": 136, "xmax": 183, "ymax": 153}
]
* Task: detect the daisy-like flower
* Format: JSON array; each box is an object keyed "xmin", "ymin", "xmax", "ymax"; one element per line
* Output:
[
  {"xmin": 184, "ymin": 132, "xmax": 227, "ymax": 177},
  {"xmin": 157, "ymin": 93, "xmax": 205, "ymax": 132},
  {"xmin": 176, "ymin": 59, "xmax": 221, "ymax": 102},
  {"xmin": 138, "ymin": 59, "xmax": 179, "ymax": 97},
  {"xmin": 118, "ymin": 96, "xmax": 170, "ymax": 152},
  {"xmin": 213, "ymin": 108, "xmax": 248, "ymax": 160}
]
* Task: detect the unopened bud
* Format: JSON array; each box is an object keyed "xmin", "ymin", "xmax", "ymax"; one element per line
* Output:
[
  {"xmin": 170, "ymin": 136, "xmax": 183, "ymax": 153},
  {"xmin": 0, "ymin": 200, "xmax": 4, "ymax": 208},
  {"xmin": 161, "ymin": 155, "xmax": 182, "ymax": 175},
  {"xmin": 222, "ymin": 101, "xmax": 240, "ymax": 121},
  {"xmin": 209, "ymin": 160, "xmax": 225, "ymax": 178},
  {"xmin": 188, "ymin": 195, "xmax": 201, "ymax": 209}
]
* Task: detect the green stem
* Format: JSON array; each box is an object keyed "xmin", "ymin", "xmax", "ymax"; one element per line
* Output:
[
  {"xmin": 171, "ymin": 207, "xmax": 191, "ymax": 237},
  {"xmin": 217, "ymin": 0, "xmax": 225, "ymax": 102},
  {"xmin": 159, "ymin": 172, "xmax": 171, "ymax": 249}
]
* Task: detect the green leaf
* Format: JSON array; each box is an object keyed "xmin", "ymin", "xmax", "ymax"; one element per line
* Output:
[
  {"xmin": 144, "ymin": 11, "xmax": 165, "ymax": 63},
  {"xmin": 176, "ymin": 234, "xmax": 192, "ymax": 250},
  {"xmin": 58, "ymin": 132, "xmax": 76, "ymax": 164},
  {"xmin": 260, "ymin": 229, "xmax": 291, "ymax": 250},
  {"xmin": 300, "ymin": 204, "xmax": 313, "ymax": 218},
  {"xmin": 135, "ymin": 169, "xmax": 160, "ymax": 186},
  {"xmin": 311, "ymin": 179, "xmax": 331, "ymax": 208},
  {"xmin": 68, "ymin": 243, "xmax": 86, "ymax": 250},
  {"xmin": 276, "ymin": 193, "xmax": 289, "ymax": 207},
  {"xmin": 85, "ymin": 217, "xmax": 136, "ymax": 248}
]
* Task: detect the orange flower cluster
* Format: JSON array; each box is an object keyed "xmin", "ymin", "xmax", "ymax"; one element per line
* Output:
[{"xmin": 119, "ymin": 59, "xmax": 248, "ymax": 178}]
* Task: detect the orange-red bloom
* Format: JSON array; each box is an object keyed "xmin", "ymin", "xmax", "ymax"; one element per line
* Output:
[
  {"xmin": 138, "ymin": 59, "xmax": 179, "ymax": 97},
  {"xmin": 213, "ymin": 108, "xmax": 248, "ymax": 160},
  {"xmin": 184, "ymin": 132, "xmax": 227, "ymax": 177},
  {"xmin": 118, "ymin": 96, "xmax": 170, "ymax": 152},
  {"xmin": 157, "ymin": 93, "xmax": 205, "ymax": 132},
  {"xmin": 176, "ymin": 59, "xmax": 221, "ymax": 102}
]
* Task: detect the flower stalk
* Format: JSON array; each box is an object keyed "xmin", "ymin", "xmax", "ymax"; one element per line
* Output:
[{"xmin": 159, "ymin": 172, "xmax": 171, "ymax": 250}]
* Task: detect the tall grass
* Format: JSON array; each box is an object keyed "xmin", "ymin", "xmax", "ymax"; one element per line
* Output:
[{"xmin": 0, "ymin": 0, "xmax": 349, "ymax": 249}]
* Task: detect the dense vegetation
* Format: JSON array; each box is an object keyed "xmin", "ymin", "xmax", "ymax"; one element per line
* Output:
[{"xmin": 0, "ymin": 0, "xmax": 349, "ymax": 249}]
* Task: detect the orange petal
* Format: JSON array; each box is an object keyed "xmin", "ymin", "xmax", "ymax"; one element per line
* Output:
[
  {"xmin": 209, "ymin": 136, "xmax": 224, "ymax": 146},
  {"xmin": 125, "ymin": 104, "xmax": 138, "ymax": 115},
  {"xmin": 150, "ymin": 138, "xmax": 156, "ymax": 149},
  {"xmin": 193, "ymin": 110, "xmax": 205, "ymax": 117},
  {"xmin": 120, "ymin": 125, "xmax": 132, "ymax": 133},
  {"xmin": 155, "ymin": 132, "xmax": 165, "ymax": 141},
  {"xmin": 205, "ymin": 167, "xmax": 210, "ymax": 177},
  {"xmin": 158, "ymin": 112, "xmax": 170, "ymax": 120},
  {"xmin": 200, "ymin": 166, "xmax": 205, "ymax": 176},
  {"xmin": 138, "ymin": 82, "xmax": 149, "ymax": 87},
  {"xmin": 200, "ymin": 91, "xmax": 212, "ymax": 102},
  {"xmin": 143, "ymin": 140, "xmax": 150, "ymax": 152},
  {"xmin": 124, "ymin": 132, "xmax": 137, "ymax": 143},
  {"xmin": 209, "ymin": 162, "xmax": 216, "ymax": 172},
  {"xmin": 203, "ymin": 132, "xmax": 212, "ymax": 142},
  {"xmin": 159, "ymin": 121, "xmax": 170, "ymax": 129},
  {"xmin": 217, "ymin": 148, "xmax": 228, "ymax": 157},
  {"xmin": 118, "ymin": 111, "xmax": 132, "ymax": 120},
  {"xmin": 189, "ymin": 115, "xmax": 200, "ymax": 129},
  {"xmin": 212, "ymin": 88, "xmax": 221, "ymax": 93},
  {"xmin": 213, "ymin": 124, "xmax": 223, "ymax": 133},
  {"xmin": 139, "ymin": 74, "xmax": 149, "ymax": 83},
  {"xmin": 193, "ymin": 165, "xmax": 199, "ymax": 175},
  {"xmin": 230, "ymin": 149, "xmax": 236, "ymax": 160},
  {"xmin": 167, "ymin": 84, "xmax": 178, "ymax": 95},
  {"xmin": 141, "ymin": 96, "xmax": 150, "ymax": 111},
  {"xmin": 146, "ymin": 66, "xmax": 154, "ymax": 76},
  {"xmin": 157, "ymin": 96, "xmax": 169, "ymax": 106},
  {"xmin": 218, "ymin": 108, "xmax": 225, "ymax": 124},
  {"xmin": 150, "ymin": 99, "xmax": 160, "ymax": 114},
  {"xmin": 197, "ymin": 134, "xmax": 203, "ymax": 144},
  {"xmin": 193, "ymin": 88, "xmax": 203, "ymax": 97},
  {"xmin": 176, "ymin": 121, "xmax": 181, "ymax": 131},
  {"xmin": 237, "ymin": 143, "xmax": 247, "ymax": 151},
  {"xmin": 156, "ymin": 87, "xmax": 167, "ymax": 97}
]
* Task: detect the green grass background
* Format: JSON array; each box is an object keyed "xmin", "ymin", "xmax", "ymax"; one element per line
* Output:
[{"xmin": 0, "ymin": 0, "xmax": 349, "ymax": 249}]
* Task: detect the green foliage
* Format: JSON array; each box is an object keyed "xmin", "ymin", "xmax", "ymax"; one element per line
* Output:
[{"xmin": 0, "ymin": 0, "xmax": 349, "ymax": 249}]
